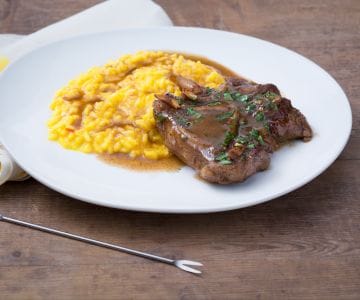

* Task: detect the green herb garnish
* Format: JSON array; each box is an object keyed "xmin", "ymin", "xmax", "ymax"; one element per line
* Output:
[
  {"xmin": 216, "ymin": 110, "xmax": 234, "ymax": 121},
  {"xmin": 264, "ymin": 91, "xmax": 278, "ymax": 100},
  {"xmin": 264, "ymin": 123, "xmax": 270, "ymax": 132},
  {"xmin": 247, "ymin": 143, "xmax": 256, "ymax": 149},
  {"xmin": 207, "ymin": 101, "xmax": 222, "ymax": 106},
  {"xmin": 215, "ymin": 152, "xmax": 232, "ymax": 165},
  {"xmin": 232, "ymin": 92, "xmax": 249, "ymax": 103},
  {"xmin": 245, "ymin": 103, "xmax": 256, "ymax": 113},
  {"xmin": 223, "ymin": 92, "xmax": 233, "ymax": 101},
  {"xmin": 250, "ymin": 129, "xmax": 259, "ymax": 138},
  {"xmin": 223, "ymin": 131, "xmax": 235, "ymax": 147},
  {"xmin": 255, "ymin": 112, "xmax": 265, "ymax": 121},
  {"xmin": 258, "ymin": 135, "xmax": 265, "ymax": 145},
  {"xmin": 219, "ymin": 159, "xmax": 232, "ymax": 165},
  {"xmin": 235, "ymin": 136, "xmax": 248, "ymax": 144}
]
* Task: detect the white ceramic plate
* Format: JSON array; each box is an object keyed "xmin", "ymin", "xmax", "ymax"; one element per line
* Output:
[{"xmin": 0, "ymin": 27, "xmax": 352, "ymax": 213}]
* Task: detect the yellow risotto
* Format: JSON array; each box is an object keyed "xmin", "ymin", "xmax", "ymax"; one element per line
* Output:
[{"xmin": 47, "ymin": 51, "xmax": 225, "ymax": 160}]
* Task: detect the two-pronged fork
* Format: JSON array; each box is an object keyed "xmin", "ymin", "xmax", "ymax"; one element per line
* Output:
[{"xmin": 0, "ymin": 214, "xmax": 203, "ymax": 274}]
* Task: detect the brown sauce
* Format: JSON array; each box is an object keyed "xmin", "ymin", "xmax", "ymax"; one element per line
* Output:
[
  {"xmin": 99, "ymin": 52, "xmax": 238, "ymax": 172},
  {"xmin": 179, "ymin": 52, "xmax": 239, "ymax": 77},
  {"xmin": 99, "ymin": 153, "xmax": 184, "ymax": 172}
]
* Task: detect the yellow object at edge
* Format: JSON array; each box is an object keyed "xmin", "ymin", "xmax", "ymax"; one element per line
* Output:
[{"xmin": 0, "ymin": 56, "xmax": 9, "ymax": 71}]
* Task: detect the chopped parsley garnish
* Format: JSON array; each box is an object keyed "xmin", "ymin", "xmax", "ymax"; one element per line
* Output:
[
  {"xmin": 264, "ymin": 91, "xmax": 278, "ymax": 100},
  {"xmin": 223, "ymin": 92, "xmax": 233, "ymax": 101},
  {"xmin": 245, "ymin": 103, "xmax": 256, "ymax": 113},
  {"xmin": 264, "ymin": 123, "xmax": 270, "ymax": 132},
  {"xmin": 216, "ymin": 110, "xmax": 234, "ymax": 121},
  {"xmin": 186, "ymin": 107, "xmax": 202, "ymax": 119},
  {"xmin": 219, "ymin": 159, "xmax": 232, "ymax": 165},
  {"xmin": 258, "ymin": 135, "xmax": 265, "ymax": 145},
  {"xmin": 235, "ymin": 136, "xmax": 248, "ymax": 144},
  {"xmin": 215, "ymin": 152, "xmax": 228, "ymax": 160},
  {"xmin": 235, "ymin": 129, "xmax": 266, "ymax": 149},
  {"xmin": 207, "ymin": 101, "xmax": 222, "ymax": 106},
  {"xmin": 186, "ymin": 107, "xmax": 196, "ymax": 114},
  {"xmin": 232, "ymin": 92, "xmax": 249, "ymax": 103},
  {"xmin": 255, "ymin": 112, "xmax": 265, "ymax": 121},
  {"xmin": 223, "ymin": 131, "xmax": 235, "ymax": 147},
  {"xmin": 215, "ymin": 152, "xmax": 232, "ymax": 165},
  {"xmin": 250, "ymin": 129, "xmax": 259, "ymax": 138}
]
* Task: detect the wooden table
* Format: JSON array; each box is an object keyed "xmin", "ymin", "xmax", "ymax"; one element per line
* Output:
[{"xmin": 0, "ymin": 1, "xmax": 359, "ymax": 299}]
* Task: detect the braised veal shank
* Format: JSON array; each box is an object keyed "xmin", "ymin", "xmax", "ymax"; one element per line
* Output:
[{"xmin": 153, "ymin": 76, "xmax": 312, "ymax": 184}]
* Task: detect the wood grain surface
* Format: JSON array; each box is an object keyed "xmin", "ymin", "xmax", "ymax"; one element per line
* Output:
[{"xmin": 0, "ymin": 0, "xmax": 359, "ymax": 299}]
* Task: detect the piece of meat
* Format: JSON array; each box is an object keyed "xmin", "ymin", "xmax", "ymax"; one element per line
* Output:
[
  {"xmin": 153, "ymin": 76, "xmax": 312, "ymax": 184},
  {"xmin": 225, "ymin": 77, "xmax": 312, "ymax": 142},
  {"xmin": 153, "ymin": 99, "xmax": 271, "ymax": 184}
]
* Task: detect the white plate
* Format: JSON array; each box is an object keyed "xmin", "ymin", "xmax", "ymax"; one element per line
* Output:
[{"xmin": 0, "ymin": 27, "xmax": 352, "ymax": 213}]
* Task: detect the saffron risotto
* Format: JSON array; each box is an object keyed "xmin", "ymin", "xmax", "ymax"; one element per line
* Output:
[{"xmin": 48, "ymin": 51, "xmax": 225, "ymax": 160}]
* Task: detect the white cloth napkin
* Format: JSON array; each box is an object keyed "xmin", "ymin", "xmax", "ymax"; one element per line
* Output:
[{"xmin": 0, "ymin": 0, "xmax": 172, "ymax": 185}]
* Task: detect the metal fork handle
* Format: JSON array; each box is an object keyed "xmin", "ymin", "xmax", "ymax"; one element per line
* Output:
[{"xmin": 0, "ymin": 214, "xmax": 173, "ymax": 265}]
